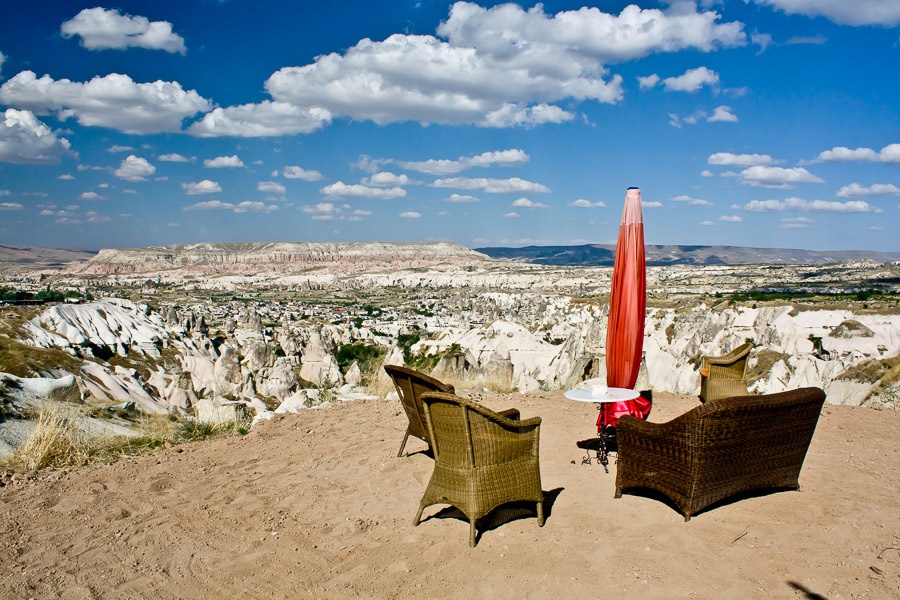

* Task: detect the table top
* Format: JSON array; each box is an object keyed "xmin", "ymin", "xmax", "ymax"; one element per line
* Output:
[{"xmin": 564, "ymin": 383, "xmax": 641, "ymax": 403}]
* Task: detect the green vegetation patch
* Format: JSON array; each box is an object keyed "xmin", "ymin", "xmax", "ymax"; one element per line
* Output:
[{"xmin": 336, "ymin": 343, "xmax": 387, "ymax": 371}]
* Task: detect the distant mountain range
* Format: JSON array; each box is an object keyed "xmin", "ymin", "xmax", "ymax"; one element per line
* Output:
[
  {"xmin": 3, "ymin": 243, "xmax": 900, "ymax": 276},
  {"xmin": 0, "ymin": 245, "xmax": 99, "ymax": 273},
  {"xmin": 475, "ymin": 244, "xmax": 900, "ymax": 266}
]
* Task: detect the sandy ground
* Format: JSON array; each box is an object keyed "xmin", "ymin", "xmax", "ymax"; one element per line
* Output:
[{"xmin": 1, "ymin": 391, "xmax": 898, "ymax": 599}]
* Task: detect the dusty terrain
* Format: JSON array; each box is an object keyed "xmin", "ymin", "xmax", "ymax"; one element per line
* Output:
[{"xmin": 1, "ymin": 391, "xmax": 898, "ymax": 599}]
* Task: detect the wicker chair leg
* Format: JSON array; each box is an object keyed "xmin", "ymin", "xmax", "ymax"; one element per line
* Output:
[
  {"xmin": 413, "ymin": 505, "xmax": 424, "ymax": 527},
  {"xmin": 614, "ymin": 487, "xmax": 622, "ymax": 498},
  {"xmin": 536, "ymin": 501, "xmax": 545, "ymax": 527},
  {"xmin": 684, "ymin": 514, "xmax": 691, "ymax": 522},
  {"xmin": 397, "ymin": 430, "xmax": 410, "ymax": 457},
  {"xmin": 469, "ymin": 520, "xmax": 477, "ymax": 547}
]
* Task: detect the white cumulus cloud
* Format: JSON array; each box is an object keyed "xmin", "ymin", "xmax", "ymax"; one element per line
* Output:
[
  {"xmin": 234, "ymin": 201, "xmax": 279, "ymax": 214},
  {"xmin": 80, "ymin": 191, "xmax": 103, "ymax": 201},
  {"xmin": 814, "ymin": 144, "xmax": 900, "ymax": 164},
  {"xmin": 753, "ymin": 0, "xmax": 900, "ymax": 26},
  {"xmin": 568, "ymin": 199, "xmax": 606, "ymax": 208},
  {"xmin": 115, "ymin": 155, "xmax": 155, "ymax": 181},
  {"xmin": 183, "ymin": 200, "xmax": 278, "ymax": 213},
  {"xmin": 204, "ymin": 155, "xmax": 244, "ymax": 168},
  {"xmin": 321, "ymin": 182, "xmax": 406, "ymax": 199},
  {"xmin": 396, "ymin": 149, "xmax": 529, "ymax": 175},
  {"xmin": 511, "ymin": 197, "xmax": 548, "ymax": 208},
  {"xmin": 301, "ymin": 202, "xmax": 371, "ymax": 221},
  {"xmin": 257, "ymin": 181, "xmax": 286, "ymax": 195},
  {"xmin": 61, "ymin": 7, "xmax": 186, "ymax": 53},
  {"xmin": 282, "ymin": 165, "xmax": 323, "ymax": 181},
  {"xmin": 444, "ymin": 193, "xmax": 480, "ymax": 203},
  {"xmin": 0, "ymin": 71, "xmax": 210, "ymax": 134},
  {"xmin": 182, "ymin": 179, "xmax": 222, "ymax": 195},
  {"xmin": 743, "ymin": 197, "xmax": 880, "ymax": 213},
  {"xmin": 662, "ymin": 67, "xmax": 720, "ymax": 92},
  {"xmin": 637, "ymin": 74, "xmax": 660, "ymax": 89},
  {"xmin": 159, "ymin": 153, "xmax": 191, "ymax": 162},
  {"xmin": 212, "ymin": 2, "xmax": 743, "ymax": 132},
  {"xmin": 363, "ymin": 172, "xmax": 410, "ymax": 187},
  {"xmin": 672, "ymin": 195, "xmax": 715, "ymax": 207},
  {"xmin": 0, "ymin": 108, "xmax": 71, "ymax": 164},
  {"xmin": 719, "ymin": 215, "xmax": 742, "ymax": 222},
  {"xmin": 708, "ymin": 105, "xmax": 738, "ymax": 122},
  {"xmin": 836, "ymin": 183, "xmax": 900, "ymax": 198},
  {"xmin": 708, "ymin": 152, "xmax": 774, "ymax": 166},
  {"xmin": 188, "ymin": 101, "xmax": 332, "ymax": 137},
  {"xmin": 398, "ymin": 211, "xmax": 422, "ymax": 219},
  {"xmin": 738, "ymin": 165, "xmax": 824, "ymax": 188},
  {"xmin": 431, "ymin": 176, "xmax": 550, "ymax": 194}
]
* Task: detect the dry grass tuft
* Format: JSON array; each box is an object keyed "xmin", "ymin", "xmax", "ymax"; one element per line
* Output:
[
  {"xmin": 6, "ymin": 404, "xmax": 96, "ymax": 471},
  {"xmin": 4, "ymin": 404, "xmax": 253, "ymax": 473}
]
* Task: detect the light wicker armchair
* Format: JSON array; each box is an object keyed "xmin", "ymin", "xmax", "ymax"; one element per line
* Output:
[
  {"xmin": 384, "ymin": 365, "xmax": 456, "ymax": 457},
  {"xmin": 698, "ymin": 342, "xmax": 753, "ymax": 403},
  {"xmin": 414, "ymin": 391, "xmax": 544, "ymax": 547},
  {"xmin": 615, "ymin": 387, "xmax": 826, "ymax": 521}
]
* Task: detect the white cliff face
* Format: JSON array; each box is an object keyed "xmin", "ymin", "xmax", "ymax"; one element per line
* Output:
[
  {"xmin": 24, "ymin": 298, "xmax": 167, "ymax": 357},
  {"xmin": 11, "ymin": 291, "xmax": 900, "ymax": 425},
  {"xmin": 642, "ymin": 304, "xmax": 900, "ymax": 403}
]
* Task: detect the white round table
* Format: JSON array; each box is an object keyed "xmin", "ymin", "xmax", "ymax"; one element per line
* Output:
[{"xmin": 565, "ymin": 383, "xmax": 640, "ymax": 472}]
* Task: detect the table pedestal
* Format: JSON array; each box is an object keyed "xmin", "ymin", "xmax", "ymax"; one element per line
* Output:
[
  {"xmin": 565, "ymin": 384, "xmax": 640, "ymax": 475},
  {"xmin": 582, "ymin": 406, "xmax": 616, "ymax": 472}
]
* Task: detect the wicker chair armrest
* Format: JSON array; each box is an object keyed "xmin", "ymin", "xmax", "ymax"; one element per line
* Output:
[
  {"xmin": 706, "ymin": 356, "xmax": 744, "ymax": 368},
  {"xmin": 489, "ymin": 413, "xmax": 542, "ymax": 435},
  {"xmin": 498, "ymin": 407, "xmax": 521, "ymax": 420},
  {"xmin": 704, "ymin": 343, "xmax": 752, "ymax": 366}
]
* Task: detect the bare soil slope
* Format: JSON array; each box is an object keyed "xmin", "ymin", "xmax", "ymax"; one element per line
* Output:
[{"xmin": 1, "ymin": 392, "xmax": 898, "ymax": 599}]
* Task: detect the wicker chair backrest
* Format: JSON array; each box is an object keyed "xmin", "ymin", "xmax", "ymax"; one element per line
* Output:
[
  {"xmin": 421, "ymin": 392, "xmax": 541, "ymax": 468},
  {"xmin": 384, "ymin": 365, "xmax": 454, "ymax": 447},
  {"xmin": 686, "ymin": 387, "xmax": 825, "ymax": 488}
]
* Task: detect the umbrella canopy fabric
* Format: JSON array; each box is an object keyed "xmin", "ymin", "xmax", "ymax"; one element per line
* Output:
[{"xmin": 600, "ymin": 187, "xmax": 651, "ymax": 429}]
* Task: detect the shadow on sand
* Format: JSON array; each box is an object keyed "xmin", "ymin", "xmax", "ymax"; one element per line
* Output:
[{"xmin": 421, "ymin": 487, "xmax": 564, "ymax": 545}]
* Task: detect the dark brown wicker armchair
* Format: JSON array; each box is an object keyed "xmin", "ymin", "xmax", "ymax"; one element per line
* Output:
[
  {"xmin": 384, "ymin": 365, "xmax": 456, "ymax": 457},
  {"xmin": 699, "ymin": 342, "xmax": 753, "ymax": 403},
  {"xmin": 615, "ymin": 387, "xmax": 826, "ymax": 521},
  {"xmin": 414, "ymin": 391, "xmax": 544, "ymax": 547}
]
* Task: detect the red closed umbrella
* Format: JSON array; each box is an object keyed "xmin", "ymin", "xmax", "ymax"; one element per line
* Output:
[{"xmin": 599, "ymin": 187, "xmax": 651, "ymax": 430}]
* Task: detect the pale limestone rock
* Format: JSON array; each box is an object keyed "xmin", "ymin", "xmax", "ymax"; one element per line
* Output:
[
  {"xmin": 298, "ymin": 327, "xmax": 344, "ymax": 386},
  {"xmin": 181, "ymin": 354, "xmax": 217, "ymax": 398},
  {"xmin": 213, "ymin": 345, "xmax": 242, "ymax": 398},
  {"xmin": 344, "ymin": 361, "xmax": 362, "ymax": 387},
  {"xmin": 256, "ymin": 357, "xmax": 300, "ymax": 402},
  {"xmin": 0, "ymin": 372, "xmax": 80, "ymax": 414},
  {"xmin": 275, "ymin": 391, "xmax": 310, "ymax": 413},
  {"xmin": 80, "ymin": 362, "xmax": 166, "ymax": 414},
  {"xmin": 195, "ymin": 398, "xmax": 239, "ymax": 425}
]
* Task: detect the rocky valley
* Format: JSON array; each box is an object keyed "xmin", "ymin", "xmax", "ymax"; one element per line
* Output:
[{"xmin": 1, "ymin": 241, "xmax": 898, "ymax": 458}]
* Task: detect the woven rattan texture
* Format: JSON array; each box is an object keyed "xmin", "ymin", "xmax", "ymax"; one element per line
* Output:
[
  {"xmin": 414, "ymin": 391, "xmax": 544, "ymax": 546},
  {"xmin": 384, "ymin": 365, "xmax": 455, "ymax": 457},
  {"xmin": 615, "ymin": 387, "xmax": 826, "ymax": 521},
  {"xmin": 699, "ymin": 342, "xmax": 753, "ymax": 403}
]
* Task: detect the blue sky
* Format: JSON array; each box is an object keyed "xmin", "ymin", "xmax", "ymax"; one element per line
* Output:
[{"xmin": 0, "ymin": 1, "xmax": 898, "ymax": 252}]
